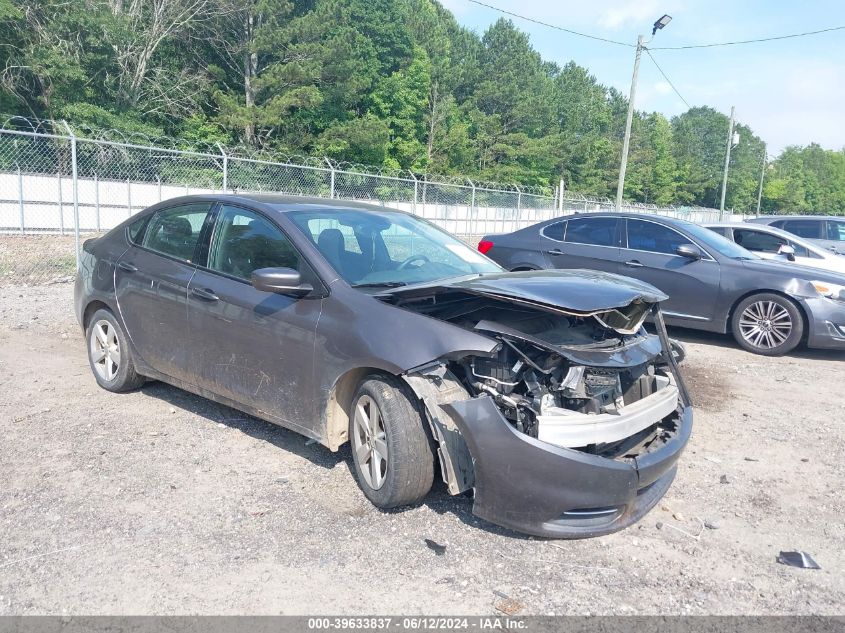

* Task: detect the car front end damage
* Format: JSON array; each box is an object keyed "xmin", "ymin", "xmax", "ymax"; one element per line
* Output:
[{"xmin": 382, "ymin": 271, "xmax": 693, "ymax": 538}]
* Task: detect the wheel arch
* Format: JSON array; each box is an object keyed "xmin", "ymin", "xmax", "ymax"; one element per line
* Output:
[
  {"xmin": 727, "ymin": 289, "xmax": 809, "ymax": 339},
  {"xmin": 82, "ymin": 300, "xmax": 113, "ymax": 329},
  {"xmin": 323, "ymin": 366, "xmax": 396, "ymax": 451}
]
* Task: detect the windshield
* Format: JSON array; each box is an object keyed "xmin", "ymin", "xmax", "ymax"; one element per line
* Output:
[
  {"xmin": 679, "ymin": 220, "xmax": 759, "ymax": 260},
  {"xmin": 287, "ymin": 207, "xmax": 502, "ymax": 287}
]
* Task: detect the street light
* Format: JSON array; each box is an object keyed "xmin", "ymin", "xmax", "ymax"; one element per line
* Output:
[
  {"xmin": 652, "ymin": 14, "xmax": 672, "ymax": 35},
  {"xmin": 615, "ymin": 14, "xmax": 673, "ymax": 211}
]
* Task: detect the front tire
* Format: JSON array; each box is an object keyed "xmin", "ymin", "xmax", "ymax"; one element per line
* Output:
[
  {"xmin": 730, "ymin": 293, "xmax": 803, "ymax": 356},
  {"xmin": 349, "ymin": 375, "xmax": 435, "ymax": 509},
  {"xmin": 86, "ymin": 308, "xmax": 145, "ymax": 392}
]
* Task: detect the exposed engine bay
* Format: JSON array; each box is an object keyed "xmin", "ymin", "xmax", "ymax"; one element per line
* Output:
[{"xmin": 385, "ymin": 288, "xmax": 684, "ymax": 462}]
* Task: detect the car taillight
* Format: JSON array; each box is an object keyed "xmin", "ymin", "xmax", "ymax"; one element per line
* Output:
[{"xmin": 478, "ymin": 240, "xmax": 494, "ymax": 254}]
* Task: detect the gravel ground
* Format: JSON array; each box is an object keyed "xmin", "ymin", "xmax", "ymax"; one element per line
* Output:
[{"xmin": 1, "ymin": 283, "xmax": 843, "ymax": 615}]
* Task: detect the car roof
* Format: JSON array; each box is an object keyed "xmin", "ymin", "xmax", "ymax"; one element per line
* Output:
[
  {"xmin": 751, "ymin": 215, "xmax": 843, "ymax": 221},
  {"xmin": 543, "ymin": 211, "xmax": 695, "ymax": 224},
  {"xmin": 146, "ymin": 193, "xmax": 415, "ymax": 216}
]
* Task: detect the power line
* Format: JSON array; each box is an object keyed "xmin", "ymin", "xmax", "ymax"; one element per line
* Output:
[
  {"xmin": 465, "ymin": 0, "xmax": 634, "ymax": 47},
  {"xmin": 645, "ymin": 49, "xmax": 691, "ymax": 109},
  {"xmin": 464, "ymin": 0, "xmax": 845, "ymax": 51},
  {"xmin": 649, "ymin": 25, "xmax": 845, "ymax": 50}
]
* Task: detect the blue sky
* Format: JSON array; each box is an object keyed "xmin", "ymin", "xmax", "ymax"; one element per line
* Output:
[{"xmin": 441, "ymin": 0, "xmax": 845, "ymax": 156}]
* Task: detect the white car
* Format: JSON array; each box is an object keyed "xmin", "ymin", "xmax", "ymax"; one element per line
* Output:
[{"xmin": 704, "ymin": 222, "xmax": 845, "ymax": 275}]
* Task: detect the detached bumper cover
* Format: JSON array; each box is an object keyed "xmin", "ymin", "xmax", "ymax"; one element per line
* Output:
[{"xmin": 441, "ymin": 396, "xmax": 692, "ymax": 539}]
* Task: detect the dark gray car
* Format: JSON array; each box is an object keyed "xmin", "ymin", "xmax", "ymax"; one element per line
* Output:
[
  {"xmin": 75, "ymin": 195, "xmax": 692, "ymax": 539},
  {"xmin": 479, "ymin": 212, "xmax": 845, "ymax": 356},
  {"xmin": 747, "ymin": 215, "xmax": 845, "ymax": 255}
]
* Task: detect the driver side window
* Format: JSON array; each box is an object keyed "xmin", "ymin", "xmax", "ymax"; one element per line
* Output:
[{"xmin": 208, "ymin": 206, "xmax": 300, "ymax": 280}]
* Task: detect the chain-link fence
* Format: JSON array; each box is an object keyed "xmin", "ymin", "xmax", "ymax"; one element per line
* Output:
[{"xmin": 0, "ymin": 120, "xmax": 722, "ymax": 285}]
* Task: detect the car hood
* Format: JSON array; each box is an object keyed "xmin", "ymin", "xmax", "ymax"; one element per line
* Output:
[{"xmin": 381, "ymin": 269, "xmax": 668, "ymax": 313}]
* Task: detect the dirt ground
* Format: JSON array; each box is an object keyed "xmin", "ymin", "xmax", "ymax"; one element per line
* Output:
[{"xmin": 1, "ymin": 283, "xmax": 843, "ymax": 615}]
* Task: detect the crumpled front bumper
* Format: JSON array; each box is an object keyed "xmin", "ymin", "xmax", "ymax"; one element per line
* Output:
[
  {"xmin": 800, "ymin": 296, "xmax": 845, "ymax": 350},
  {"xmin": 441, "ymin": 396, "xmax": 693, "ymax": 539}
]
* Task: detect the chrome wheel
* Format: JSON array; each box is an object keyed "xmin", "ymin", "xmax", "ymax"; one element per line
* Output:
[
  {"xmin": 90, "ymin": 319, "xmax": 121, "ymax": 381},
  {"xmin": 738, "ymin": 300, "xmax": 792, "ymax": 350},
  {"xmin": 352, "ymin": 395, "xmax": 388, "ymax": 490}
]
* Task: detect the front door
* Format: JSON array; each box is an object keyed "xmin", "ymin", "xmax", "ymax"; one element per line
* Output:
[
  {"xmin": 619, "ymin": 218, "xmax": 721, "ymax": 324},
  {"xmin": 187, "ymin": 204, "xmax": 323, "ymax": 431},
  {"xmin": 114, "ymin": 202, "xmax": 212, "ymax": 382}
]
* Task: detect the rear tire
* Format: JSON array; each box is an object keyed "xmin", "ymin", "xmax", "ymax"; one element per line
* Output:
[
  {"xmin": 730, "ymin": 293, "xmax": 803, "ymax": 356},
  {"xmin": 86, "ymin": 308, "xmax": 145, "ymax": 392},
  {"xmin": 349, "ymin": 375, "xmax": 435, "ymax": 509}
]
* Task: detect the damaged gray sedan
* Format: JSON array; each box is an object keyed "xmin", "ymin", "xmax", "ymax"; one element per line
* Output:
[{"xmin": 75, "ymin": 195, "xmax": 692, "ymax": 538}]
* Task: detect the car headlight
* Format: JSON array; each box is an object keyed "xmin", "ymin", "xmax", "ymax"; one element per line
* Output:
[{"xmin": 811, "ymin": 280, "xmax": 845, "ymax": 302}]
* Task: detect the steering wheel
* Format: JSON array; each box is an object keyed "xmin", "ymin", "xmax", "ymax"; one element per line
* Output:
[{"xmin": 397, "ymin": 254, "xmax": 430, "ymax": 270}]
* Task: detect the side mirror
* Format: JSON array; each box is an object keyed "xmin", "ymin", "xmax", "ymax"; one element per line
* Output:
[
  {"xmin": 778, "ymin": 244, "xmax": 796, "ymax": 262},
  {"xmin": 676, "ymin": 244, "xmax": 702, "ymax": 260},
  {"xmin": 251, "ymin": 267, "xmax": 313, "ymax": 297}
]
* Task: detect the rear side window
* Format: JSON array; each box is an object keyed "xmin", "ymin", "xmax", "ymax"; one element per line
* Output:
[
  {"xmin": 127, "ymin": 215, "xmax": 149, "ymax": 244},
  {"xmin": 780, "ymin": 219, "xmax": 822, "ymax": 239},
  {"xmin": 141, "ymin": 203, "xmax": 211, "ymax": 262},
  {"xmin": 626, "ymin": 219, "xmax": 691, "ymax": 255},
  {"xmin": 541, "ymin": 221, "xmax": 566, "ymax": 241},
  {"xmin": 564, "ymin": 217, "xmax": 617, "ymax": 247},
  {"xmin": 826, "ymin": 220, "xmax": 845, "ymax": 241}
]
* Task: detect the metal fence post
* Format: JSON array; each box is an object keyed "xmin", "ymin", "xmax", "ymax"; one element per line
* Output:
[
  {"xmin": 61, "ymin": 121, "xmax": 80, "ymax": 268},
  {"xmin": 515, "ymin": 184, "xmax": 522, "ymax": 212},
  {"xmin": 559, "ymin": 178, "xmax": 564, "ymax": 213},
  {"xmin": 217, "ymin": 142, "xmax": 228, "ymax": 192},
  {"xmin": 95, "ymin": 174, "xmax": 101, "ymax": 232},
  {"xmin": 157, "ymin": 176, "xmax": 162, "ymax": 201},
  {"xmin": 467, "ymin": 178, "xmax": 476, "ymax": 237},
  {"xmin": 17, "ymin": 165, "xmax": 24, "ymax": 233},
  {"xmin": 324, "ymin": 157, "xmax": 335, "ymax": 198},
  {"xmin": 408, "ymin": 171, "xmax": 419, "ymax": 213},
  {"xmin": 127, "ymin": 179, "xmax": 132, "ymax": 218},
  {"xmin": 58, "ymin": 171, "xmax": 64, "ymax": 235}
]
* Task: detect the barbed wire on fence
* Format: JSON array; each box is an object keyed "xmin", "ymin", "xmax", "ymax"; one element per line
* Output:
[{"xmin": 0, "ymin": 113, "xmax": 722, "ymax": 285}]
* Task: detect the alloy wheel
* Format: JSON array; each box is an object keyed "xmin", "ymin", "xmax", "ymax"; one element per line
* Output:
[
  {"xmin": 738, "ymin": 300, "xmax": 792, "ymax": 350},
  {"xmin": 352, "ymin": 395, "xmax": 389, "ymax": 490},
  {"xmin": 90, "ymin": 319, "xmax": 121, "ymax": 381}
]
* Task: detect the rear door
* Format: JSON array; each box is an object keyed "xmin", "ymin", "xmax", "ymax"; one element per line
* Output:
[
  {"xmin": 620, "ymin": 218, "xmax": 721, "ymax": 323},
  {"xmin": 115, "ymin": 202, "xmax": 212, "ymax": 382},
  {"xmin": 540, "ymin": 215, "xmax": 621, "ymax": 273},
  {"xmin": 186, "ymin": 204, "xmax": 323, "ymax": 430},
  {"xmin": 823, "ymin": 219, "xmax": 845, "ymax": 254}
]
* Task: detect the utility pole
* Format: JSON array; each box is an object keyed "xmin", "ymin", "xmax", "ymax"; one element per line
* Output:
[
  {"xmin": 719, "ymin": 105, "xmax": 736, "ymax": 220},
  {"xmin": 615, "ymin": 35, "xmax": 644, "ymax": 212},
  {"xmin": 615, "ymin": 15, "xmax": 672, "ymax": 211},
  {"xmin": 755, "ymin": 146, "xmax": 767, "ymax": 216}
]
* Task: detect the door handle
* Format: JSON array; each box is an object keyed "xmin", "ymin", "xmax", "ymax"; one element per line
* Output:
[
  {"xmin": 546, "ymin": 248, "xmax": 564, "ymax": 255},
  {"xmin": 624, "ymin": 260, "xmax": 644, "ymax": 268},
  {"xmin": 118, "ymin": 261, "xmax": 138, "ymax": 273},
  {"xmin": 191, "ymin": 287, "xmax": 219, "ymax": 302}
]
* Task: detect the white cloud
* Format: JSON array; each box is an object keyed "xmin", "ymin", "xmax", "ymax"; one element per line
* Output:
[
  {"xmin": 654, "ymin": 81, "xmax": 672, "ymax": 95},
  {"xmin": 598, "ymin": 0, "xmax": 662, "ymax": 30}
]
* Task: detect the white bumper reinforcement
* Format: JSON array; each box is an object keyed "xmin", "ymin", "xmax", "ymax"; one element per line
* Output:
[{"xmin": 536, "ymin": 375, "xmax": 679, "ymax": 448}]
